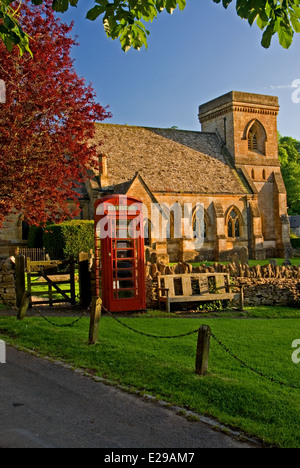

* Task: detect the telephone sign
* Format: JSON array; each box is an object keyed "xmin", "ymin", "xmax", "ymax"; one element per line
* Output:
[{"xmin": 94, "ymin": 195, "xmax": 146, "ymax": 313}]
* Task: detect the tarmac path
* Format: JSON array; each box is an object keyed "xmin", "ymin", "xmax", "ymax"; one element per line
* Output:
[{"xmin": 0, "ymin": 345, "xmax": 259, "ymax": 449}]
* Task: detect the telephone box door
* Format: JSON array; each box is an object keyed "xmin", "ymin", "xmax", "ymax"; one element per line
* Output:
[{"xmin": 94, "ymin": 195, "xmax": 146, "ymax": 313}]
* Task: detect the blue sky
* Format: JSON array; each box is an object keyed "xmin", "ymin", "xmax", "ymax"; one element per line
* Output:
[{"xmin": 60, "ymin": 0, "xmax": 300, "ymax": 140}]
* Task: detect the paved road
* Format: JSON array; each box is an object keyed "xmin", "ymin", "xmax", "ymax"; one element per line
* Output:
[{"xmin": 0, "ymin": 346, "xmax": 258, "ymax": 449}]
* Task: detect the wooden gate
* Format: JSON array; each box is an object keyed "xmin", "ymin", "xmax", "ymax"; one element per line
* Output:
[{"xmin": 20, "ymin": 256, "xmax": 76, "ymax": 307}]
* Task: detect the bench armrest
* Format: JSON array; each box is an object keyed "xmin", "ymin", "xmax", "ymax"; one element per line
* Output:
[{"xmin": 158, "ymin": 287, "xmax": 169, "ymax": 297}]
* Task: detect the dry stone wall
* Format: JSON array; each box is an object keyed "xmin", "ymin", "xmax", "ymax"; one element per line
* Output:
[
  {"xmin": 234, "ymin": 277, "xmax": 300, "ymax": 307},
  {"xmin": 0, "ymin": 257, "xmax": 16, "ymax": 307},
  {"xmin": 146, "ymin": 261, "xmax": 300, "ymax": 309}
]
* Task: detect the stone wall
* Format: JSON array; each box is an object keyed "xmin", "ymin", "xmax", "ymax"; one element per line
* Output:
[
  {"xmin": 0, "ymin": 257, "xmax": 16, "ymax": 307},
  {"xmin": 145, "ymin": 260, "xmax": 300, "ymax": 309},
  {"xmin": 234, "ymin": 277, "xmax": 300, "ymax": 307}
]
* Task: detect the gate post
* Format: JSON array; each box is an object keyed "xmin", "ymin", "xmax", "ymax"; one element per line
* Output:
[
  {"xmin": 15, "ymin": 255, "xmax": 26, "ymax": 308},
  {"xmin": 78, "ymin": 252, "xmax": 91, "ymax": 307},
  {"xmin": 69, "ymin": 255, "xmax": 76, "ymax": 305}
]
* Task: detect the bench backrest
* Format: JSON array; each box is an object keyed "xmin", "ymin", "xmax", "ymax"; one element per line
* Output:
[{"xmin": 157, "ymin": 273, "xmax": 230, "ymax": 297}]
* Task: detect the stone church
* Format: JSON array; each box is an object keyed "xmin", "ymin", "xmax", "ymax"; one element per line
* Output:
[{"xmin": 0, "ymin": 91, "xmax": 291, "ymax": 262}]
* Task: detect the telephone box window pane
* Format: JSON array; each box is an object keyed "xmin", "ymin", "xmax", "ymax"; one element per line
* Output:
[
  {"xmin": 116, "ymin": 219, "xmax": 132, "ymax": 238},
  {"xmin": 119, "ymin": 279, "xmax": 135, "ymax": 289},
  {"xmin": 117, "ymin": 259, "xmax": 135, "ymax": 269},
  {"xmin": 116, "ymin": 270, "xmax": 134, "ymax": 280},
  {"xmin": 117, "ymin": 250, "xmax": 134, "ymax": 259},
  {"xmin": 117, "ymin": 240, "xmax": 134, "ymax": 248},
  {"xmin": 117, "ymin": 241, "xmax": 126, "ymax": 248},
  {"xmin": 114, "ymin": 269, "xmax": 134, "ymax": 278},
  {"xmin": 118, "ymin": 290, "xmax": 135, "ymax": 299}
]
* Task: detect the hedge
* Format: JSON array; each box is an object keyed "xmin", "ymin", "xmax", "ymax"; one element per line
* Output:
[
  {"xmin": 27, "ymin": 225, "xmax": 44, "ymax": 248},
  {"xmin": 291, "ymin": 237, "xmax": 300, "ymax": 250},
  {"xmin": 43, "ymin": 220, "xmax": 94, "ymax": 259}
]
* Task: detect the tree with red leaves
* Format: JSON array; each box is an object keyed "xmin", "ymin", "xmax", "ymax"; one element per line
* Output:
[{"xmin": 0, "ymin": 0, "xmax": 111, "ymax": 226}]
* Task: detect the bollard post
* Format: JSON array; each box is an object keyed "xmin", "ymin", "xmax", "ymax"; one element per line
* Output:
[
  {"xmin": 17, "ymin": 291, "xmax": 31, "ymax": 321},
  {"xmin": 195, "ymin": 324, "xmax": 211, "ymax": 375},
  {"xmin": 89, "ymin": 296, "xmax": 102, "ymax": 345}
]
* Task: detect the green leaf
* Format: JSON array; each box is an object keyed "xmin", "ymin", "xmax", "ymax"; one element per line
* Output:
[
  {"xmin": 52, "ymin": 0, "xmax": 70, "ymax": 13},
  {"xmin": 277, "ymin": 22, "xmax": 294, "ymax": 48},
  {"xmin": 261, "ymin": 23, "xmax": 274, "ymax": 48},
  {"xmin": 290, "ymin": 10, "xmax": 300, "ymax": 33},
  {"xmin": 86, "ymin": 5, "xmax": 104, "ymax": 21}
]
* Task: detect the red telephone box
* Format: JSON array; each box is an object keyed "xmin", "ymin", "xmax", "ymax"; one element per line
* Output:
[{"xmin": 94, "ymin": 195, "xmax": 146, "ymax": 313}]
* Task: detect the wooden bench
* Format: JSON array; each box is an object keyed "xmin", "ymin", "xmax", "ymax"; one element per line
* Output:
[{"xmin": 157, "ymin": 273, "xmax": 242, "ymax": 313}]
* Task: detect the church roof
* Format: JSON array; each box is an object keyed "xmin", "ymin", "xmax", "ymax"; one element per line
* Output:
[{"xmin": 93, "ymin": 124, "xmax": 248, "ymax": 194}]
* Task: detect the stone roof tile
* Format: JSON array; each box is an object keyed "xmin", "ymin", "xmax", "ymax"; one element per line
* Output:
[{"xmin": 93, "ymin": 124, "xmax": 247, "ymax": 194}]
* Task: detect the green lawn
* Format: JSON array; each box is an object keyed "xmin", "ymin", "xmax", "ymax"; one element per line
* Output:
[{"xmin": 0, "ymin": 308, "xmax": 299, "ymax": 448}]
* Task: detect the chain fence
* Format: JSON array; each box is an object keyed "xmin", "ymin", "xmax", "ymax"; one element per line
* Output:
[
  {"xmin": 36, "ymin": 307, "xmax": 88, "ymax": 328},
  {"xmin": 209, "ymin": 331, "xmax": 300, "ymax": 390},
  {"xmin": 33, "ymin": 303, "xmax": 299, "ymax": 390},
  {"xmin": 104, "ymin": 308, "xmax": 300, "ymax": 390},
  {"xmin": 105, "ymin": 308, "xmax": 199, "ymax": 339}
]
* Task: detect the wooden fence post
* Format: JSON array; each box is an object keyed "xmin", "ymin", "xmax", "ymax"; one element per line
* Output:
[
  {"xmin": 17, "ymin": 291, "xmax": 31, "ymax": 321},
  {"xmin": 69, "ymin": 255, "xmax": 76, "ymax": 306},
  {"xmin": 78, "ymin": 252, "xmax": 92, "ymax": 308},
  {"xmin": 89, "ymin": 296, "xmax": 102, "ymax": 345},
  {"xmin": 15, "ymin": 255, "xmax": 26, "ymax": 309},
  {"xmin": 195, "ymin": 325, "xmax": 211, "ymax": 375}
]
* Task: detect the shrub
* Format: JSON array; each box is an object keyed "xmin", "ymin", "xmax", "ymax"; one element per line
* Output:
[
  {"xmin": 43, "ymin": 220, "xmax": 94, "ymax": 259},
  {"xmin": 27, "ymin": 225, "xmax": 44, "ymax": 248},
  {"xmin": 290, "ymin": 237, "xmax": 300, "ymax": 250}
]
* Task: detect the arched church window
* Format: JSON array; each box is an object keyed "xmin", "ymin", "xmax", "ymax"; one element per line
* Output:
[
  {"xmin": 227, "ymin": 209, "xmax": 241, "ymax": 239},
  {"xmin": 193, "ymin": 210, "xmax": 207, "ymax": 240},
  {"xmin": 161, "ymin": 203, "xmax": 182, "ymax": 240},
  {"xmin": 246, "ymin": 120, "xmax": 266, "ymax": 155}
]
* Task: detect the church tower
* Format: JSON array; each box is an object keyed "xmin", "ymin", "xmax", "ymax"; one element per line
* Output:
[{"xmin": 198, "ymin": 91, "xmax": 290, "ymax": 258}]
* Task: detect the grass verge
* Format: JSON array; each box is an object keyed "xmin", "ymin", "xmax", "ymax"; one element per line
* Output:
[{"xmin": 0, "ymin": 308, "xmax": 299, "ymax": 448}]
